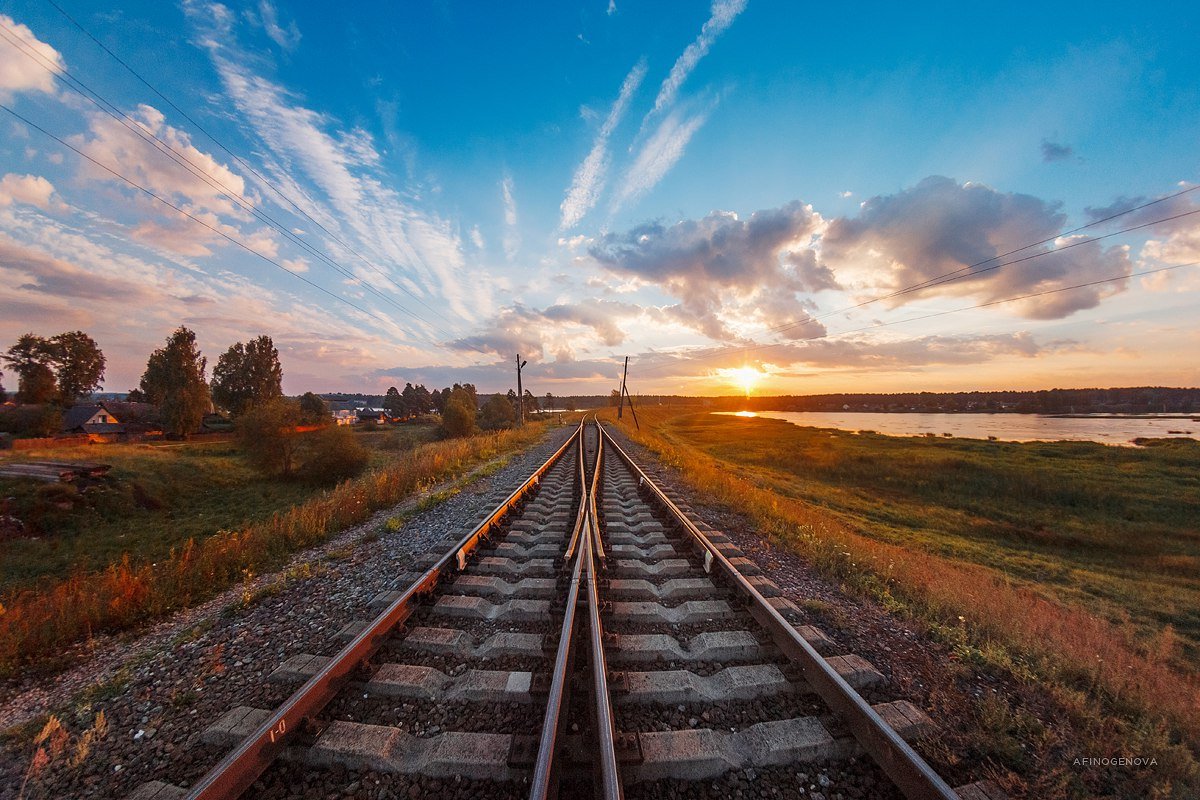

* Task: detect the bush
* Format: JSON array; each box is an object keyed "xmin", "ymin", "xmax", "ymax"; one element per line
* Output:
[
  {"xmin": 300, "ymin": 426, "xmax": 369, "ymax": 485},
  {"xmin": 478, "ymin": 394, "xmax": 515, "ymax": 431},
  {"xmin": 441, "ymin": 389, "xmax": 477, "ymax": 438},
  {"xmin": 0, "ymin": 404, "xmax": 63, "ymax": 438},
  {"xmin": 236, "ymin": 398, "xmax": 303, "ymax": 477}
]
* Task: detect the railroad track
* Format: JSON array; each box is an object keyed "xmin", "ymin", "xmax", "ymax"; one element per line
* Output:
[{"xmin": 131, "ymin": 419, "xmax": 1004, "ymax": 800}]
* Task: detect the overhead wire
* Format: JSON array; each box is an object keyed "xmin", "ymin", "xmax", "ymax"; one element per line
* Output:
[
  {"xmin": 39, "ymin": 0, "xmax": 462, "ymax": 332},
  {"xmin": 0, "ymin": 19, "xmax": 446, "ymax": 334}
]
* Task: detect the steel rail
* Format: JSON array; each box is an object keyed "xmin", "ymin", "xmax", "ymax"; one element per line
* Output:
[
  {"xmin": 582, "ymin": 426, "xmax": 623, "ymax": 799},
  {"xmin": 597, "ymin": 424, "xmax": 960, "ymax": 800},
  {"xmin": 529, "ymin": 421, "xmax": 593, "ymax": 798},
  {"xmin": 587, "ymin": 419, "xmax": 606, "ymax": 564},
  {"xmin": 186, "ymin": 421, "xmax": 585, "ymax": 800}
]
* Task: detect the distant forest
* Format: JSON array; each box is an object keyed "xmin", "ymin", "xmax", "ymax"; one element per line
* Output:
[{"xmin": 458, "ymin": 387, "xmax": 1199, "ymax": 415}]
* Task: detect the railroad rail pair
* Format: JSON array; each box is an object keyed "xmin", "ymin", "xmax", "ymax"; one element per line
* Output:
[{"xmin": 137, "ymin": 418, "xmax": 995, "ymax": 800}]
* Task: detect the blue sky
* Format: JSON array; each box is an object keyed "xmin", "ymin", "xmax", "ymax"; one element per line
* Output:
[{"xmin": 0, "ymin": 0, "xmax": 1197, "ymax": 396}]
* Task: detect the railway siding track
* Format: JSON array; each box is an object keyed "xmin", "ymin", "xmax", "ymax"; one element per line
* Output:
[{"xmin": 130, "ymin": 419, "xmax": 1004, "ymax": 800}]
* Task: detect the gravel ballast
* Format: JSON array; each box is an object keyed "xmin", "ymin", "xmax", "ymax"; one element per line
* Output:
[{"xmin": 0, "ymin": 425, "xmax": 572, "ymax": 799}]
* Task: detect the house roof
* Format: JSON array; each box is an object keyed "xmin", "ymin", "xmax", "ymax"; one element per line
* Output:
[{"xmin": 62, "ymin": 403, "xmax": 105, "ymax": 431}]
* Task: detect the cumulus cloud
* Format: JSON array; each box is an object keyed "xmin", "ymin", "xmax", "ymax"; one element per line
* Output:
[
  {"xmin": 589, "ymin": 202, "xmax": 830, "ymax": 339},
  {"xmin": 0, "ymin": 14, "xmax": 64, "ymax": 101},
  {"xmin": 1040, "ymin": 139, "xmax": 1074, "ymax": 162},
  {"xmin": 646, "ymin": 0, "xmax": 746, "ymax": 120},
  {"xmin": 449, "ymin": 299, "xmax": 646, "ymax": 361},
  {"xmin": 822, "ymin": 175, "xmax": 1133, "ymax": 318},
  {"xmin": 0, "ymin": 173, "xmax": 59, "ymax": 210},
  {"xmin": 559, "ymin": 59, "xmax": 646, "ymax": 229}
]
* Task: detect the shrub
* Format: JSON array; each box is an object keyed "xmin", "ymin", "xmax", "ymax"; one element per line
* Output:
[
  {"xmin": 299, "ymin": 426, "xmax": 369, "ymax": 485},
  {"xmin": 237, "ymin": 398, "xmax": 303, "ymax": 477},
  {"xmin": 0, "ymin": 405, "xmax": 63, "ymax": 438},
  {"xmin": 478, "ymin": 393, "xmax": 515, "ymax": 431}
]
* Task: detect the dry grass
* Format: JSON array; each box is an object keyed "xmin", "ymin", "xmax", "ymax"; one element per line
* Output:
[
  {"xmin": 0, "ymin": 424, "xmax": 547, "ymax": 676},
  {"xmin": 609, "ymin": 408, "xmax": 1200, "ymax": 797}
]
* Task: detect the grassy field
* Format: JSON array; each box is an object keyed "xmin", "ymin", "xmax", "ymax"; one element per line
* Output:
[
  {"xmin": 0, "ymin": 421, "xmax": 544, "ymax": 676},
  {"xmin": 610, "ymin": 408, "xmax": 1200, "ymax": 798},
  {"xmin": 0, "ymin": 423, "xmax": 439, "ymax": 593},
  {"xmin": 674, "ymin": 413, "xmax": 1200, "ymax": 664}
]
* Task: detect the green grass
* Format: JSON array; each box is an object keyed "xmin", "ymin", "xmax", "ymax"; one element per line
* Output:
[
  {"xmin": 667, "ymin": 413, "xmax": 1200, "ymax": 667},
  {"xmin": 0, "ymin": 423, "xmax": 440, "ymax": 593}
]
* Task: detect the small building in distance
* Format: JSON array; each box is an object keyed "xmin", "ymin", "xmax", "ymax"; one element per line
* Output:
[
  {"xmin": 61, "ymin": 402, "xmax": 125, "ymax": 435},
  {"xmin": 356, "ymin": 408, "xmax": 388, "ymax": 424}
]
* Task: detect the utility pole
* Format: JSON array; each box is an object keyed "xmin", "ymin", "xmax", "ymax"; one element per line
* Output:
[
  {"xmin": 617, "ymin": 356, "xmax": 639, "ymax": 430},
  {"xmin": 618, "ymin": 356, "xmax": 629, "ymax": 420},
  {"xmin": 515, "ymin": 354, "xmax": 528, "ymax": 427}
]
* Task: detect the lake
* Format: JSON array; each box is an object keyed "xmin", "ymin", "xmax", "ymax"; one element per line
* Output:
[{"xmin": 713, "ymin": 411, "xmax": 1200, "ymax": 445}]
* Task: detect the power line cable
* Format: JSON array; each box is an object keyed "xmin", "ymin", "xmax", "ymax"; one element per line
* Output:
[
  {"xmin": 681, "ymin": 205, "xmax": 1200, "ymax": 366},
  {"xmin": 1, "ymin": 102, "xmax": 401, "ymax": 331},
  {"xmin": 0, "ymin": 20, "xmax": 449, "ymax": 337},
  {"xmin": 40, "ymin": 0, "xmax": 460, "ymax": 331},
  {"xmin": 688, "ymin": 261, "xmax": 1198, "ymax": 368}
]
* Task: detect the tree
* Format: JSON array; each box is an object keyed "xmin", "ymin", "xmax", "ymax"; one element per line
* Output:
[
  {"xmin": 383, "ymin": 386, "xmax": 404, "ymax": 418},
  {"xmin": 479, "ymin": 393, "xmax": 515, "ymax": 430},
  {"xmin": 609, "ymin": 388, "xmax": 621, "ymax": 407},
  {"xmin": 2, "ymin": 334, "xmax": 57, "ymax": 404},
  {"xmin": 140, "ymin": 327, "xmax": 210, "ymax": 437},
  {"xmin": 0, "ymin": 370, "xmax": 6, "ymax": 403},
  {"xmin": 431, "ymin": 388, "xmax": 445, "ymax": 414},
  {"xmin": 211, "ymin": 335, "xmax": 283, "ymax": 416},
  {"xmin": 49, "ymin": 331, "xmax": 105, "ymax": 403},
  {"xmin": 237, "ymin": 397, "xmax": 303, "ymax": 477},
  {"xmin": 544, "ymin": 393, "xmax": 554, "ymax": 412},
  {"xmin": 523, "ymin": 390, "xmax": 539, "ymax": 418},
  {"xmin": 441, "ymin": 387, "xmax": 477, "ymax": 437},
  {"xmin": 413, "ymin": 384, "xmax": 433, "ymax": 417},
  {"xmin": 299, "ymin": 392, "xmax": 329, "ymax": 424}
]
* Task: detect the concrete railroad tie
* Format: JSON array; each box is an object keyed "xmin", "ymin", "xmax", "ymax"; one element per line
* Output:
[
  {"xmin": 432, "ymin": 594, "xmax": 551, "ymax": 622},
  {"xmin": 610, "ymin": 600, "xmax": 737, "ymax": 625}
]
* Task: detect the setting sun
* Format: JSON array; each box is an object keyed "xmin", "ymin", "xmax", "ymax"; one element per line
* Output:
[{"xmin": 722, "ymin": 366, "xmax": 766, "ymax": 396}]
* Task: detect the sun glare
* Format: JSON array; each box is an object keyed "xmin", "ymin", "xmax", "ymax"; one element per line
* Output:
[{"xmin": 723, "ymin": 366, "xmax": 765, "ymax": 396}]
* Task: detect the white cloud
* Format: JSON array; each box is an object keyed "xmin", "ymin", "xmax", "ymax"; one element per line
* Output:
[
  {"xmin": 469, "ymin": 225, "xmax": 485, "ymax": 249},
  {"xmin": 185, "ymin": 2, "xmax": 474, "ymax": 321},
  {"xmin": 74, "ymin": 104, "xmax": 249, "ymax": 218},
  {"xmin": 502, "ymin": 173, "xmax": 520, "ymax": 260},
  {"xmin": 613, "ymin": 105, "xmax": 710, "ymax": 210},
  {"xmin": 0, "ymin": 14, "xmax": 64, "ymax": 101},
  {"xmin": 560, "ymin": 59, "xmax": 647, "ymax": 230},
  {"xmin": 0, "ymin": 173, "xmax": 58, "ymax": 210},
  {"xmin": 256, "ymin": 0, "xmax": 301, "ymax": 50},
  {"xmin": 646, "ymin": 0, "xmax": 746, "ymax": 120},
  {"xmin": 607, "ymin": 1, "xmax": 617, "ymax": 15}
]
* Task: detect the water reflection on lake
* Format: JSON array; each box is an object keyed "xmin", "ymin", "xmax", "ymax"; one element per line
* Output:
[{"xmin": 714, "ymin": 411, "xmax": 1199, "ymax": 445}]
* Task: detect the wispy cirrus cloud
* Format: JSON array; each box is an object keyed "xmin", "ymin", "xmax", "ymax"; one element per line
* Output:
[
  {"xmin": 645, "ymin": 0, "xmax": 746, "ymax": 121},
  {"xmin": 183, "ymin": 1, "xmax": 475, "ymax": 323},
  {"xmin": 611, "ymin": 103, "xmax": 710, "ymax": 210},
  {"xmin": 559, "ymin": 59, "xmax": 646, "ymax": 230},
  {"xmin": 254, "ymin": 0, "xmax": 301, "ymax": 51},
  {"xmin": 501, "ymin": 173, "xmax": 520, "ymax": 260}
]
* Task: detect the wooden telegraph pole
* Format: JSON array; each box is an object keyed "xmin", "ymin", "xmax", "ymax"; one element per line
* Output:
[
  {"xmin": 617, "ymin": 356, "xmax": 629, "ymax": 419},
  {"xmin": 617, "ymin": 356, "xmax": 639, "ymax": 430},
  {"xmin": 515, "ymin": 354, "xmax": 528, "ymax": 427}
]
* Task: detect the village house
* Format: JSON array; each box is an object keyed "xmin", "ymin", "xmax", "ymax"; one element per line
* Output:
[{"xmin": 61, "ymin": 402, "xmax": 125, "ymax": 434}]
